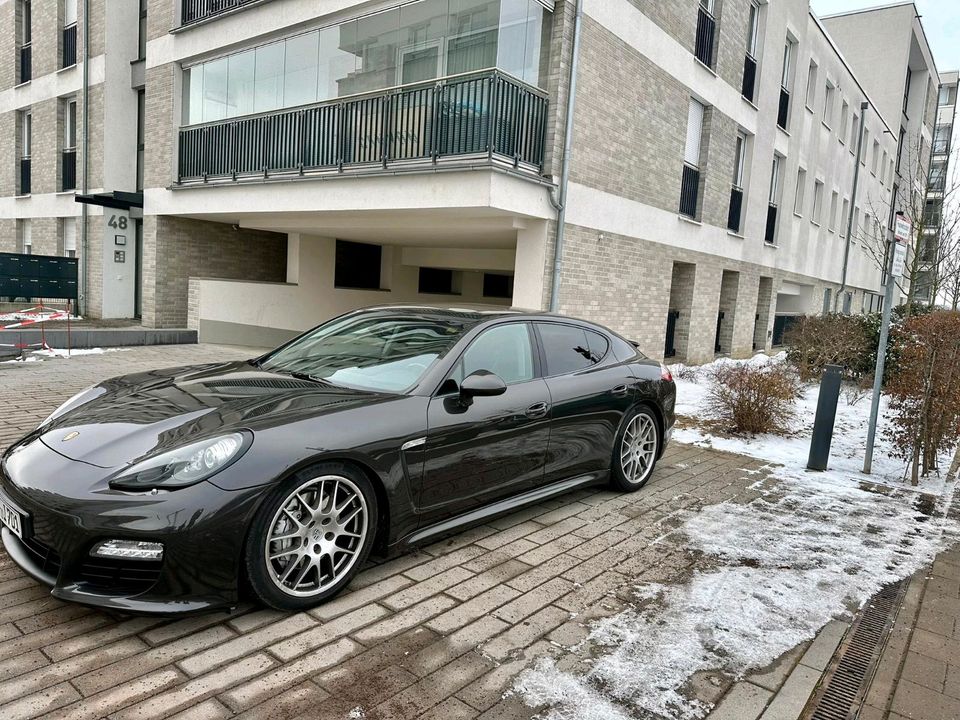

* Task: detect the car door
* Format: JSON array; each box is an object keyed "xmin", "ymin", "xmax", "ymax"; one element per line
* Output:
[
  {"xmin": 535, "ymin": 322, "xmax": 638, "ymax": 486},
  {"xmin": 418, "ymin": 322, "xmax": 551, "ymax": 522}
]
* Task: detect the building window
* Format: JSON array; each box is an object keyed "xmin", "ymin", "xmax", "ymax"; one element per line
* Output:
[
  {"xmin": 18, "ymin": 0, "xmax": 31, "ymax": 84},
  {"xmin": 61, "ymin": 99, "xmax": 77, "ymax": 191},
  {"xmin": 828, "ymin": 190, "xmax": 839, "ymax": 232},
  {"xmin": 896, "ymin": 126, "xmax": 905, "ymax": 173},
  {"xmin": 850, "ymin": 111, "xmax": 859, "ymax": 148},
  {"xmin": 766, "ymin": 155, "xmax": 782, "ymax": 244},
  {"xmin": 19, "ymin": 219, "xmax": 32, "ymax": 255},
  {"xmin": 334, "ymin": 240, "xmax": 382, "ymax": 290},
  {"xmin": 812, "ymin": 179, "xmax": 824, "ymax": 224},
  {"xmin": 695, "ymin": 0, "xmax": 717, "ymax": 68},
  {"xmin": 872, "ymin": 139, "xmax": 880, "ymax": 175},
  {"xmin": 840, "ymin": 198, "xmax": 849, "ymax": 237},
  {"xmin": 483, "ymin": 273, "xmax": 513, "ymax": 299},
  {"xmin": 680, "ymin": 99, "xmax": 705, "ymax": 219},
  {"xmin": 805, "ymin": 60, "xmax": 818, "ymax": 109},
  {"xmin": 940, "ymin": 84, "xmax": 957, "ymax": 106},
  {"xmin": 861, "ymin": 128, "xmax": 869, "ymax": 166},
  {"xmin": 778, "ymin": 39, "xmax": 794, "ymax": 130},
  {"xmin": 136, "ymin": 90, "xmax": 145, "ymax": 191},
  {"xmin": 742, "ymin": 2, "xmax": 760, "ymax": 102},
  {"xmin": 19, "ymin": 110, "xmax": 31, "ymax": 195},
  {"xmin": 794, "ymin": 167, "xmax": 806, "ymax": 216},
  {"xmin": 181, "ymin": 0, "xmax": 548, "ymax": 125},
  {"xmin": 823, "ymin": 81, "xmax": 835, "ymax": 127},
  {"xmin": 62, "ymin": 0, "xmax": 77, "ymax": 68},
  {"xmin": 138, "ymin": 0, "xmax": 147, "ymax": 60},
  {"xmin": 418, "ymin": 267, "xmax": 460, "ymax": 295},
  {"xmin": 728, "ymin": 132, "xmax": 747, "ymax": 232},
  {"xmin": 902, "ymin": 68, "xmax": 912, "ymax": 116},
  {"xmin": 63, "ymin": 218, "xmax": 77, "ymax": 258},
  {"xmin": 934, "ymin": 123, "xmax": 951, "ymax": 154},
  {"xmin": 930, "ymin": 158, "xmax": 947, "ymax": 192},
  {"xmin": 839, "ymin": 99, "xmax": 849, "ymax": 142}
]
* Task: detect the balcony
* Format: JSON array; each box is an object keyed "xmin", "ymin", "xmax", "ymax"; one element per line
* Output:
[
  {"xmin": 727, "ymin": 185, "xmax": 743, "ymax": 232},
  {"xmin": 19, "ymin": 43, "xmax": 31, "ymax": 84},
  {"xmin": 177, "ymin": 70, "xmax": 548, "ymax": 185},
  {"xmin": 695, "ymin": 6, "xmax": 716, "ymax": 68},
  {"xmin": 777, "ymin": 87, "xmax": 790, "ymax": 130},
  {"xmin": 181, "ymin": 0, "xmax": 267, "ymax": 26},
  {"xmin": 62, "ymin": 149, "xmax": 76, "ymax": 191},
  {"xmin": 679, "ymin": 164, "xmax": 700, "ymax": 218},
  {"xmin": 19, "ymin": 158, "xmax": 31, "ymax": 195},
  {"xmin": 62, "ymin": 24, "xmax": 77, "ymax": 68}
]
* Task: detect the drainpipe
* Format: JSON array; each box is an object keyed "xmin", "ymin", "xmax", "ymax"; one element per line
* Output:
[
  {"xmin": 548, "ymin": 0, "xmax": 583, "ymax": 312},
  {"xmin": 79, "ymin": 0, "xmax": 90, "ymax": 316},
  {"xmin": 835, "ymin": 100, "xmax": 868, "ymax": 314}
]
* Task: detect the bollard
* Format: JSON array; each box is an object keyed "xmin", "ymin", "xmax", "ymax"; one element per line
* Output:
[{"xmin": 807, "ymin": 364, "xmax": 843, "ymax": 471}]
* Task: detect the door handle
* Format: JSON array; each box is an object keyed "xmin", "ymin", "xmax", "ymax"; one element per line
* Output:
[
  {"xmin": 611, "ymin": 384, "xmax": 629, "ymax": 397},
  {"xmin": 525, "ymin": 401, "xmax": 549, "ymax": 419}
]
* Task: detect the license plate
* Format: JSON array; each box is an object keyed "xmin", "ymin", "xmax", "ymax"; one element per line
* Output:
[{"xmin": 0, "ymin": 497, "xmax": 23, "ymax": 539}]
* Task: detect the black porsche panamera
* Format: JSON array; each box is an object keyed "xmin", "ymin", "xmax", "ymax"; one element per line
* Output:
[{"xmin": 0, "ymin": 306, "xmax": 676, "ymax": 614}]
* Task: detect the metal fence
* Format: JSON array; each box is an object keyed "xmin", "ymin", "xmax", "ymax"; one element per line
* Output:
[
  {"xmin": 695, "ymin": 6, "xmax": 716, "ymax": 68},
  {"xmin": 181, "ymin": 0, "xmax": 269, "ymax": 25},
  {"xmin": 62, "ymin": 150, "xmax": 76, "ymax": 192},
  {"xmin": 62, "ymin": 24, "xmax": 77, "ymax": 68},
  {"xmin": 19, "ymin": 43, "xmax": 31, "ymax": 84},
  {"xmin": 679, "ymin": 164, "xmax": 700, "ymax": 219},
  {"xmin": 727, "ymin": 185, "xmax": 744, "ymax": 233},
  {"xmin": 178, "ymin": 70, "xmax": 548, "ymax": 183}
]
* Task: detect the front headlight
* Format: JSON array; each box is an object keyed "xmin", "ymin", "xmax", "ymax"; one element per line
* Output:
[
  {"xmin": 39, "ymin": 385, "xmax": 105, "ymax": 428},
  {"xmin": 109, "ymin": 432, "xmax": 251, "ymax": 491}
]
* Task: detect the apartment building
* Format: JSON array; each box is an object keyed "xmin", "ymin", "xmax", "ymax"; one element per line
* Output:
[{"xmin": 0, "ymin": 0, "xmax": 946, "ymax": 363}]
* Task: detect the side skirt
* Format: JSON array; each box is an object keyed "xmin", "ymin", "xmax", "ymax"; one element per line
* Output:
[{"xmin": 397, "ymin": 471, "xmax": 608, "ymax": 549}]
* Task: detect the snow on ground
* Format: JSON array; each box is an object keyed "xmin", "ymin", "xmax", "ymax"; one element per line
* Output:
[
  {"xmin": 1, "ymin": 347, "xmax": 126, "ymax": 364},
  {"xmin": 516, "ymin": 352, "xmax": 960, "ymax": 720}
]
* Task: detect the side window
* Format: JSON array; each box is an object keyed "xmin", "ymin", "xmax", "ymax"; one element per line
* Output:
[
  {"xmin": 452, "ymin": 323, "xmax": 534, "ymax": 387},
  {"xmin": 538, "ymin": 323, "xmax": 607, "ymax": 376}
]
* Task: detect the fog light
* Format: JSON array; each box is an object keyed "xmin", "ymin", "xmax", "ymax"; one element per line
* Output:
[{"xmin": 91, "ymin": 540, "xmax": 164, "ymax": 561}]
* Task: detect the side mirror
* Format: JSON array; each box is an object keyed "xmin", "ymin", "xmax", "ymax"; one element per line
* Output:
[{"xmin": 459, "ymin": 370, "xmax": 507, "ymax": 402}]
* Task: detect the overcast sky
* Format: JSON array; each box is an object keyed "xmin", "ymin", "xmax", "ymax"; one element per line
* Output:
[{"xmin": 810, "ymin": 0, "xmax": 960, "ymax": 75}]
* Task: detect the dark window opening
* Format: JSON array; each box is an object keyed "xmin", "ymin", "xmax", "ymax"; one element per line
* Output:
[
  {"xmin": 483, "ymin": 273, "xmax": 513, "ymax": 299},
  {"xmin": 418, "ymin": 267, "xmax": 458, "ymax": 295},
  {"xmin": 537, "ymin": 323, "xmax": 607, "ymax": 376},
  {"xmin": 334, "ymin": 240, "xmax": 382, "ymax": 290}
]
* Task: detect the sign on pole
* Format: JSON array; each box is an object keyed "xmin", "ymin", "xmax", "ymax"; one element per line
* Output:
[
  {"xmin": 891, "ymin": 242, "xmax": 908, "ymax": 278},
  {"xmin": 894, "ymin": 215, "xmax": 912, "ymax": 243}
]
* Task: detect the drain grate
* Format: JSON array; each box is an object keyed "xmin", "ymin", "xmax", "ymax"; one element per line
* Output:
[{"xmin": 803, "ymin": 579, "xmax": 909, "ymax": 720}]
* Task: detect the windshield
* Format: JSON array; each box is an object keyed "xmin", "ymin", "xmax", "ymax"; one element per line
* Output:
[{"xmin": 260, "ymin": 313, "xmax": 470, "ymax": 393}]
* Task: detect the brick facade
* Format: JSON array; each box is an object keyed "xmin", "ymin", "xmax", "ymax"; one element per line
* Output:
[{"xmin": 141, "ymin": 216, "xmax": 287, "ymax": 328}]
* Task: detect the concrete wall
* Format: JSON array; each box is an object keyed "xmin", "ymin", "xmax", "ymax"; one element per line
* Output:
[{"xmin": 189, "ymin": 234, "xmax": 513, "ymax": 346}]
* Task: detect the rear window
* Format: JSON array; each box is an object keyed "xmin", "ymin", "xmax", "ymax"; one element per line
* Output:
[{"xmin": 537, "ymin": 323, "xmax": 608, "ymax": 376}]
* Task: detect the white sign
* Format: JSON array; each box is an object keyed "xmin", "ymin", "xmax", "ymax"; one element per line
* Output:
[
  {"xmin": 894, "ymin": 215, "xmax": 912, "ymax": 243},
  {"xmin": 891, "ymin": 242, "xmax": 908, "ymax": 277}
]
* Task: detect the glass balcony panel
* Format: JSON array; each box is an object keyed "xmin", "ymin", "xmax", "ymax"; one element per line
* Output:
[
  {"xmin": 227, "ymin": 50, "xmax": 256, "ymax": 118},
  {"xmin": 284, "ymin": 31, "xmax": 319, "ymax": 107},
  {"xmin": 202, "ymin": 56, "xmax": 228, "ymax": 122},
  {"xmin": 254, "ymin": 42, "xmax": 285, "ymax": 113}
]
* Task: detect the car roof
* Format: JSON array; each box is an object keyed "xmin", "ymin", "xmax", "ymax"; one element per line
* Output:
[{"xmin": 348, "ymin": 304, "xmax": 582, "ymax": 327}]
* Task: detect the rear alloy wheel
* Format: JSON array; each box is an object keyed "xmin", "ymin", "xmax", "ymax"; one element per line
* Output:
[
  {"xmin": 611, "ymin": 407, "xmax": 660, "ymax": 492},
  {"xmin": 245, "ymin": 463, "xmax": 377, "ymax": 610}
]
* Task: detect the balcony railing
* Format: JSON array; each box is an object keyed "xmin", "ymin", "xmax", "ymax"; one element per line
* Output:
[
  {"xmin": 62, "ymin": 24, "xmax": 77, "ymax": 68},
  {"xmin": 679, "ymin": 164, "xmax": 700, "ymax": 218},
  {"xmin": 742, "ymin": 55, "xmax": 757, "ymax": 102},
  {"xmin": 765, "ymin": 202, "xmax": 778, "ymax": 243},
  {"xmin": 178, "ymin": 70, "xmax": 548, "ymax": 184},
  {"xmin": 695, "ymin": 6, "xmax": 716, "ymax": 68},
  {"xmin": 777, "ymin": 86, "xmax": 790, "ymax": 130},
  {"xmin": 62, "ymin": 149, "xmax": 76, "ymax": 191},
  {"xmin": 19, "ymin": 43, "xmax": 31, "ymax": 84},
  {"xmin": 727, "ymin": 185, "xmax": 743, "ymax": 232},
  {"xmin": 19, "ymin": 158, "xmax": 31, "ymax": 195},
  {"xmin": 181, "ymin": 0, "xmax": 266, "ymax": 25}
]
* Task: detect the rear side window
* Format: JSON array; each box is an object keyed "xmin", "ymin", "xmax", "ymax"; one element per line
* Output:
[{"xmin": 537, "ymin": 323, "xmax": 608, "ymax": 376}]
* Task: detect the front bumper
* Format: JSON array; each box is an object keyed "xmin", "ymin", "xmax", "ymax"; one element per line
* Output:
[{"xmin": 0, "ymin": 439, "xmax": 269, "ymax": 615}]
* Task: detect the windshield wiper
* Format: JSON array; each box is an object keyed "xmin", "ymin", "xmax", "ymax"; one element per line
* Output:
[{"xmin": 289, "ymin": 371, "xmax": 331, "ymax": 385}]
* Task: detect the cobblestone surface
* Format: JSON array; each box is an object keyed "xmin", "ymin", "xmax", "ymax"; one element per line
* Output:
[{"xmin": 0, "ymin": 345, "xmax": 775, "ymax": 720}]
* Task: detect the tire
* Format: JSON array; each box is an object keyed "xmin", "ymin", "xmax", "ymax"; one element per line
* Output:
[
  {"xmin": 244, "ymin": 461, "xmax": 378, "ymax": 611},
  {"xmin": 610, "ymin": 406, "xmax": 661, "ymax": 492}
]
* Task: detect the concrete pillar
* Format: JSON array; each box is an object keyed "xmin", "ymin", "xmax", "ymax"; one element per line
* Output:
[
  {"xmin": 513, "ymin": 221, "xmax": 548, "ymax": 310},
  {"xmin": 717, "ymin": 270, "xmax": 740, "ymax": 355},
  {"xmin": 754, "ymin": 277, "xmax": 775, "ymax": 351},
  {"xmin": 686, "ymin": 265, "xmax": 723, "ymax": 364}
]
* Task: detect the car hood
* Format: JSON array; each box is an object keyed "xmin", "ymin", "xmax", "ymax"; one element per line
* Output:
[{"xmin": 35, "ymin": 360, "xmax": 394, "ymax": 469}]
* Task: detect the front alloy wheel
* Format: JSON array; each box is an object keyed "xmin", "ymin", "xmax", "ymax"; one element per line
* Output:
[{"xmin": 246, "ymin": 463, "xmax": 377, "ymax": 610}]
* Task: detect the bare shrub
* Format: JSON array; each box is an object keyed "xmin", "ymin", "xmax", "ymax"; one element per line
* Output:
[
  {"xmin": 673, "ymin": 364, "xmax": 701, "ymax": 382},
  {"xmin": 842, "ymin": 376, "xmax": 873, "ymax": 407},
  {"xmin": 705, "ymin": 363, "xmax": 800, "ymax": 435},
  {"xmin": 785, "ymin": 314, "xmax": 875, "ymax": 382},
  {"xmin": 885, "ymin": 311, "xmax": 960, "ymax": 484}
]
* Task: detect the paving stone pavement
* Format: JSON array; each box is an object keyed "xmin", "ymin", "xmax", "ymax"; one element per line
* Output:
[{"xmin": 0, "ymin": 344, "xmax": 781, "ymax": 720}]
